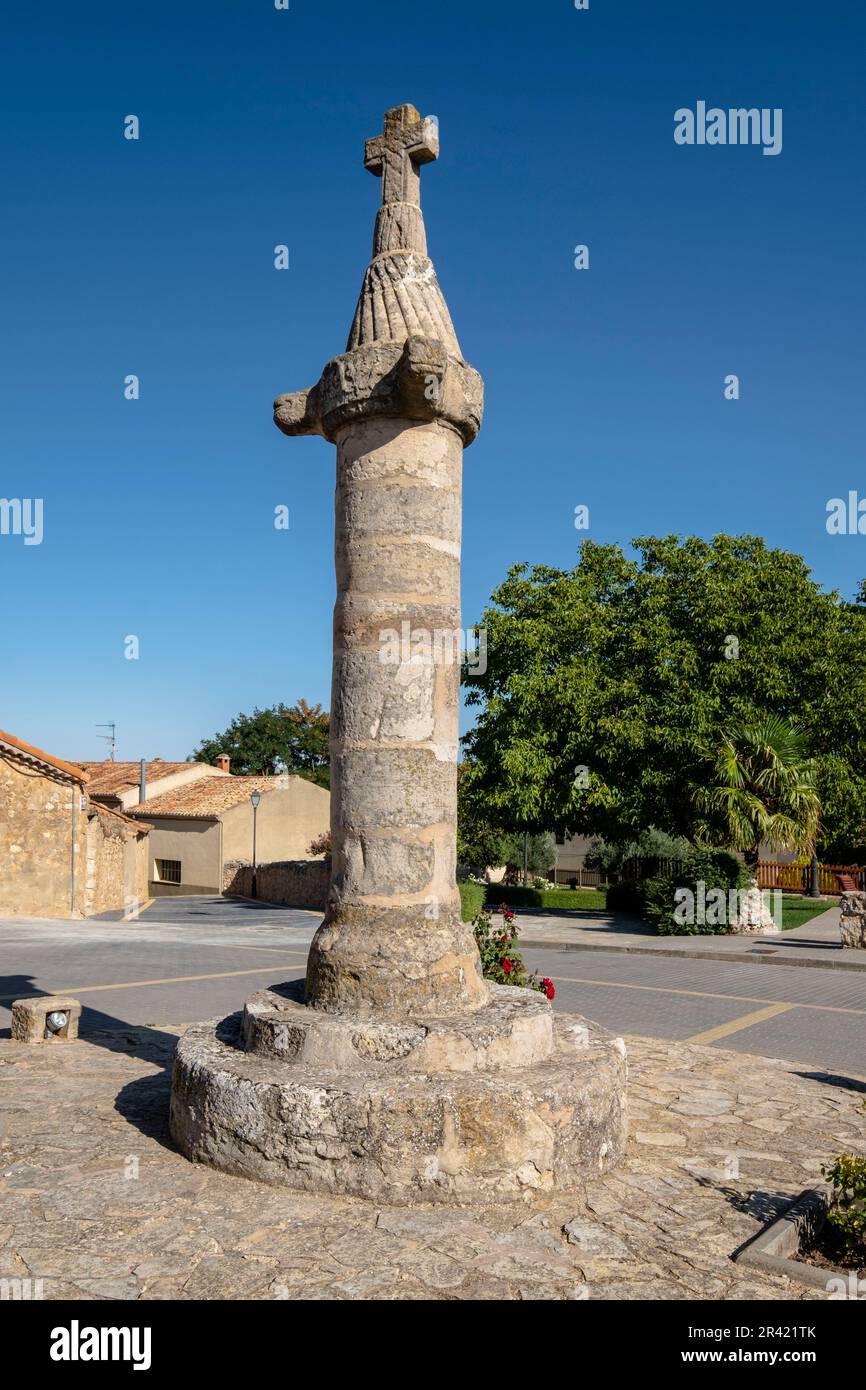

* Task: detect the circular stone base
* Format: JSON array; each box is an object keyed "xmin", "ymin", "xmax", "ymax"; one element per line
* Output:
[
  {"xmin": 170, "ymin": 987, "xmax": 628, "ymax": 1204},
  {"xmin": 240, "ymin": 979, "xmax": 555, "ymax": 1073}
]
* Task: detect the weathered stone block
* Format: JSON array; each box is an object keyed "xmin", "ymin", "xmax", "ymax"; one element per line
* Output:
[
  {"xmin": 340, "ymin": 832, "xmax": 435, "ymax": 897},
  {"xmin": 338, "ymin": 418, "xmax": 460, "ymax": 490},
  {"xmin": 11, "ymin": 995, "xmax": 82, "ymax": 1044},
  {"xmin": 332, "ymin": 650, "xmax": 438, "ymax": 744},
  {"xmin": 335, "ymin": 534, "xmax": 459, "ymax": 596},
  {"xmin": 306, "ymin": 900, "xmax": 485, "ymax": 1018},
  {"xmin": 335, "ymin": 747, "xmax": 456, "ymax": 830},
  {"xmin": 840, "ymin": 891, "xmax": 866, "ymax": 948},
  {"xmin": 337, "ymin": 484, "xmax": 461, "ymax": 546}
]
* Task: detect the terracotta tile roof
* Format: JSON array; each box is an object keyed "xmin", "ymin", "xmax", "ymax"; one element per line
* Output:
[
  {"xmin": 75, "ymin": 761, "xmax": 219, "ymax": 796},
  {"xmin": 128, "ymin": 776, "xmax": 293, "ymax": 820},
  {"xmin": 0, "ymin": 729, "xmax": 89, "ymax": 784}
]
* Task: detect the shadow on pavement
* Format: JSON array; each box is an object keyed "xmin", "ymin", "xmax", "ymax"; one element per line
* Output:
[
  {"xmin": 793, "ymin": 1070, "xmax": 866, "ymax": 1095},
  {"xmin": 0, "ymin": 973, "xmax": 178, "ymax": 1063}
]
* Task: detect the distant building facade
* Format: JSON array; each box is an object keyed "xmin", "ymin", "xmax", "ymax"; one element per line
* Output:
[
  {"xmin": 0, "ymin": 729, "xmax": 150, "ymax": 918},
  {"xmin": 551, "ymin": 831, "xmax": 597, "ymax": 884},
  {"xmin": 127, "ymin": 774, "xmax": 330, "ymax": 896}
]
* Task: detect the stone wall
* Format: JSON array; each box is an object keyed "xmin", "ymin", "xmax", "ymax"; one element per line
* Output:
[
  {"xmin": 222, "ymin": 859, "xmax": 329, "ymax": 910},
  {"xmin": 0, "ymin": 750, "xmax": 149, "ymax": 918},
  {"xmin": 0, "ymin": 754, "xmax": 84, "ymax": 917},
  {"xmin": 83, "ymin": 806, "xmax": 150, "ymax": 917}
]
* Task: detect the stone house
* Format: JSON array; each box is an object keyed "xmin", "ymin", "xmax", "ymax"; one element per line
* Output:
[
  {"xmin": 82, "ymin": 801, "xmax": 151, "ymax": 916},
  {"xmin": 127, "ymin": 774, "xmax": 330, "ymax": 896},
  {"xmin": 0, "ymin": 729, "xmax": 150, "ymax": 918}
]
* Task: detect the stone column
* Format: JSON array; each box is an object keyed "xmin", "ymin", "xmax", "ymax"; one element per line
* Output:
[
  {"xmin": 169, "ymin": 105, "xmax": 627, "ymax": 1204},
  {"xmin": 315, "ymin": 413, "xmax": 487, "ymax": 1017},
  {"xmin": 274, "ymin": 105, "xmax": 487, "ymax": 1020}
]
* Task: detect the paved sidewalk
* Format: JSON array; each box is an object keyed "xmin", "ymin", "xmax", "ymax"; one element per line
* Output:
[
  {"xmin": 516, "ymin": 906, "xmax": 866, "ymax": 973},
  {"xmin": 2, "ymin": 1024, "xmax": 863, "ymax": 1300}
]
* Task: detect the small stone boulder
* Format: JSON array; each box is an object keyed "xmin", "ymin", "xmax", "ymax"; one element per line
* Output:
[
  {"xmin": 11, "ymin": 996, "xmax": 82, "ymax": 1043},
  {"xmin": 840, "ymin": 892, "xmax": 866, "ymax": 949}
]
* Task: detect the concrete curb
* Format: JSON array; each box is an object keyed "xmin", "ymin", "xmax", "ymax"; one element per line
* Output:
[
  {"xmin": 519, "ymin": 937, "xmax": 866, "ymax": 973},
  {"xmin": 733, "ymin": 1185, "xmax": 850, "ymax": 1290}
]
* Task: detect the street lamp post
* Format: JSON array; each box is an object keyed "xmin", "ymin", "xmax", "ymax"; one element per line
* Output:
[
  {"xmin": 250, "ymin": 790, "xmax": 261, "ymax": 899},
  {"xmin": 809, "ymin": 851, "xmax": 821, "ymax": 899}
]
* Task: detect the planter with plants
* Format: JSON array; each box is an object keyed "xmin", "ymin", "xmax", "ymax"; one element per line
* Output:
[{"xmin": 736, "ymin": 1144, "xmax": 866, "ymax": 1292}]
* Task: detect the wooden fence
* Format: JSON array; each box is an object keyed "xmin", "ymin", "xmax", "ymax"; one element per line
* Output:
[
  {"xmin": 756, "ymin": 862, "xmax": 865, "ymax": 894},
  {"xmin": 618, "ymin": 856, "xmax": 865, "ymax": 895}
]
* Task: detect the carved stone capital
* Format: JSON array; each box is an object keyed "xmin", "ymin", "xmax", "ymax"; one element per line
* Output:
[{"xmin": 274, "ymin": 336, "xmax": 484, "ymax": 447}]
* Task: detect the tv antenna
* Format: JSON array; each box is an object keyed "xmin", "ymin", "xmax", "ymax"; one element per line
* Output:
[{"xmin": 96, "ymin": 722, "xmax": 117, "ymax": 760}]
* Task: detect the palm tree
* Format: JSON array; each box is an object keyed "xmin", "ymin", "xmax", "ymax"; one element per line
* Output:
[{"xmin": 695, "ymin": 714, "xmax": 820, "ymax": 870}]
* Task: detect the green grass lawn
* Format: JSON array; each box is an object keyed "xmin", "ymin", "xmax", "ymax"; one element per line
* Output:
[
  {"xmin": 458, "ymin": 882, "xmax": 832, "ymax": 929},
  {"xmin": 780, "ymin": 895, "xmax": 834, "ymax": 930},
  {"xmin": 459, "ymin": 882, "xmax": 608, "ymax": 918}
]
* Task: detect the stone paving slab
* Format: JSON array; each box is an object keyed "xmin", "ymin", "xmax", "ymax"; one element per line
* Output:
[
  {"xmin": 1, "ymin": 1024, "xmax": 863, "ymax": 1300},
  {"xmin": 518, "ymin": 906, "xmax": 866, "ymax": 973}
]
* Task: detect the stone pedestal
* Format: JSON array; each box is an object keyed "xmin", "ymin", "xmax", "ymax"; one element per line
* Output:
[
  {"xmin": 169, "ymin": 104, "xmax": 627, "ymax": 1202},
  {"xmin": 840, "ymin": 891, "xmax": 866, "ymax": 948},
  {"xmin": 171, "ymin": 982, "xmax": 626, "ymax": 1202}
]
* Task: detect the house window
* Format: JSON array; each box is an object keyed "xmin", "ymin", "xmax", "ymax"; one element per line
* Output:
[{"xmin": 156, "ymin": 858, "xmax": 181, "ymax": 884}]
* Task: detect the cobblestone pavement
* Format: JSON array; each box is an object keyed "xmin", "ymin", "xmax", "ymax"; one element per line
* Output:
[{"xmin": 1, "ymin": 1025, "xmax": 863, "ymax": 1300}]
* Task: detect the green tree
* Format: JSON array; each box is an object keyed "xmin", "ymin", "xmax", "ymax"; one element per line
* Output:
[
  {"xmin": 694, "ymin": 715, "xmax": 820, "ymax": 868},
  {"xmin": 457, "ymin": 763, "xmax": 510, "ymax": 867},
  {"xmin": 463, "ymin": 536, "xmax": 866, "ymax": 858},
  {"xmin": 585, "ymin": 828, "xmax": 692, "ymax": 876},
  {"xmin": 192, "ymin": 700, "xmax": 330, "ymax": 786},
  {"xmin": 498, "ymin": 832, "xmax": 555, "ymax": 877}
]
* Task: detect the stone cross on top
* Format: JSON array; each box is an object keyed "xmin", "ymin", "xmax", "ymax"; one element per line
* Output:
[{"xmin": 364, "ymin": 103, "xmax": 439, "ymax": 208}]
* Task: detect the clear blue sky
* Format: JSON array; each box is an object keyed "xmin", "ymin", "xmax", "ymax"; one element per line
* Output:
[{"xmin": 2, "ymin": 0, "xmax": 863, "ymax": 761}]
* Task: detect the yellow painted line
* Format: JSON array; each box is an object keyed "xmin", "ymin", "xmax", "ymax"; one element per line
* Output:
[
  {"xmin": 0, "ymin": 960, "xmax": 309, "ymax": 1002},
  {"xmin": 685, "ymin": 1002, "xmax": 797, "ymax": 1044},
  {"xmin": 195, "ymin": 942, "xmax": 312, "ymax": 954},
  {"xmin": 121, "ymin": 897, "xmax": 154, "ymax": 922},
  {"xmin": 105, "ymin": 940, "xmax": 312, "ymax": 956},
  {"xmin": 542, "ymin": 972, "xmax": 866, "ymax": 1017}
]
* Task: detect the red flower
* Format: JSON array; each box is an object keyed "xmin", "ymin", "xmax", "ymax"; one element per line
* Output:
[
  {"xmin": 502, "ymin": 959, "xmax": 513, "ymax": 975},
  {"xmin": 541, "ymin": 978, "xmax": 555, "ymax": 1001}
]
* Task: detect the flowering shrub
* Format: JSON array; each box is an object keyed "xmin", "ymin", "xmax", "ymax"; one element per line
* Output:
[
  {"xmin": 308, "ymin": 831, "xmax": 332, "ymax": 857},
  {"xmin": 822, "ymin": 1152, "xmax": 866, "ymax": 1251},
  {"xmin": 473, "ymin": 906, "xmax": 555, "ymax": 1000}
]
